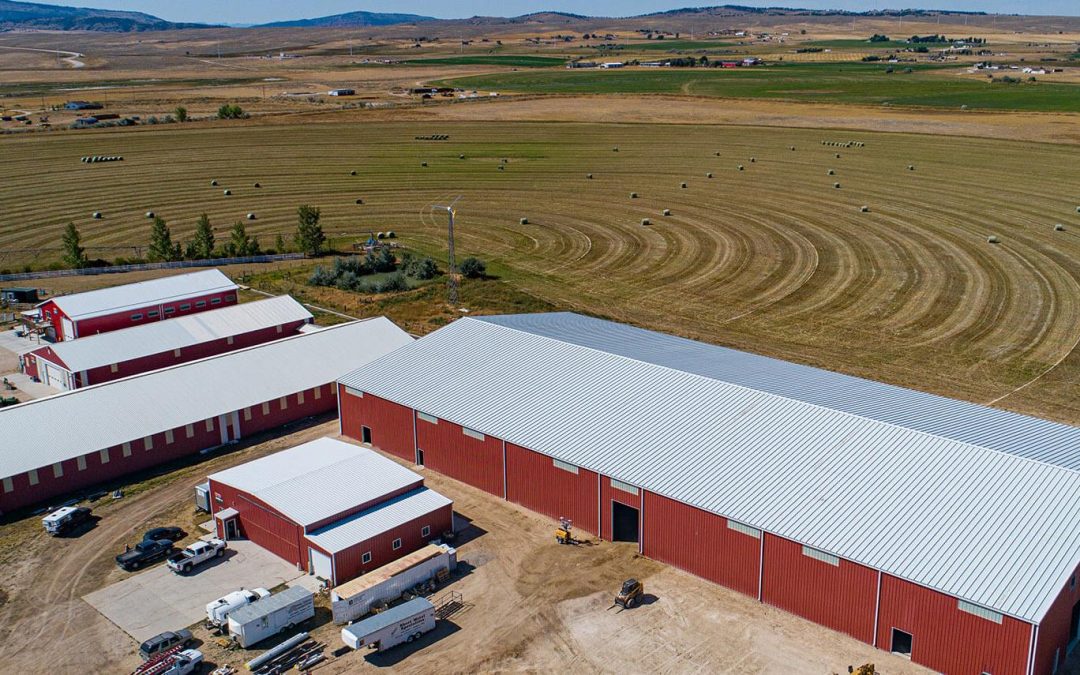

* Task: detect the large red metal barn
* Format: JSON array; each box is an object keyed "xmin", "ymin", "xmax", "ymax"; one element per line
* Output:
[{"xmin": 336, "ymin": 312, "xmax": 1080, "ymax": 675}]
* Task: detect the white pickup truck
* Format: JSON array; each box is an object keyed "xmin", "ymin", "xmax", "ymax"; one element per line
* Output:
[{"xmin": 166, "ymin": 538, "xmax": 226, "ymax": 574}]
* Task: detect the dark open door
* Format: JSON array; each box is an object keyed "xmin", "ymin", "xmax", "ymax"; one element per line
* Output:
[{"xmin": 611, "ymin": 502, "xmax": 639, "ymax": 543}]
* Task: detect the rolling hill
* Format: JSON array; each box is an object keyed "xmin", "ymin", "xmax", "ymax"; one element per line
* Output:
[
  {"xmin": 257, "ymin": 10, "xmax": 435, "ymax": 28},
  {"xmin": 0, "ymin": 0, "xmax": 209, "ymax": 31}
]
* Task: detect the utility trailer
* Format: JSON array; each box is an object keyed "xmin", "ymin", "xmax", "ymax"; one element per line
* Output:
[
  {"xmin": 340, "ymin": 597, "xmax": 436, "ymax": 652},
  {"xmin": 331, "ymin": 543, "xmax": 455, "ymax": 624},
  {"xmin": 194, "ymin": 483, "xmax": 210, "ymax": 513},
  {"xmin": 227, "ymin": 586, "xmax": 315, "ymax": 648}
]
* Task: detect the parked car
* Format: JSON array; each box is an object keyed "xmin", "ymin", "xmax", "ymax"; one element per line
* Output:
[
  {"xmin": 143, "ymin": 526, "xmax": 185, "ymax": 542},
  {"xmin": 167, "ymin": 538, "xmax": 226, "ymax": 574},
  {"xmin": 42, "ymin": 506, "xmax": 92, "ymax": 536},
  {"xmin": 116, "ymin": 539, "xmax": 174, "ymax": 571},
  {"xmin": 138, "ymin": 629, "xmax": 193, "ymax": 661}
]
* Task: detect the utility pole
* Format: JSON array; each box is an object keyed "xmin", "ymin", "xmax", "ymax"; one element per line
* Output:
[{"xmin": 433, "ymin": 197, "xmax": 462, "ymax": 306}]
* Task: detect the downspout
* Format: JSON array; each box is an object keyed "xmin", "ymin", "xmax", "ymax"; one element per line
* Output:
[
  {"xmin": 872, "ymin": 570, "xmax": 882, "ymax": 647},
  {"xmin": 757, "ymin": 533, "xmax": 765, "ymax": 602},
  {"xmin": 412, "ymin": 409, "xmax": 419, "ymax": 465}
]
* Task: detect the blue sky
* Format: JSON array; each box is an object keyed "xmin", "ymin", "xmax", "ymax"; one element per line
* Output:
[{"xmin": 47, "ymin": 1, "xmax": 1079, "ymax": 23}]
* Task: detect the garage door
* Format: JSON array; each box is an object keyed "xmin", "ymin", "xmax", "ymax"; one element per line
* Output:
[
  {"xmin": 310, "ymin": 548, "xmax": 333, "ymax": 583},
  {"xmin": 44, "ymin": 361, "xmax": 70, "ymax": 390}
]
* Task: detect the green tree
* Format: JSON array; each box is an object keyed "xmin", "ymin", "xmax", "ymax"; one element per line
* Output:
[
  {"xmin": 148, "ymin": 217, "xmax": 181, "ymax": 262},
  {"xmin": 459, "ymin": 256, "xmax": 486, "ymax": 279},
  {"xmin": 275, "ymin": 233, "xmax": 287, "ymax": 254},
  {"xmin": 189, "ymin": 213, "xmax": 215, "ymax": 259},
  {"xmin": 174, "ymin": 106, "xmax": 188, "ymax": 122},
  {"xmin": 61, "ymin": 222, "xmax": 88, "ymax": 269},
  {"xmin": 294, "ymin": 205, "xmax": 326, "ymax": 256},
  {"xmin": 217, "ymin": 103, "xmax": 245, "ymax": 119},
  {"xmin": 225, "ymin": 221, "xmax": 259, "ymax": 257}
]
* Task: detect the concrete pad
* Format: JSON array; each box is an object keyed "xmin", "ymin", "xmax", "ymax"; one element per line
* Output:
[
  {"xmin": 3, "ymin": 371, "xmax": 59, "ymax": 399},
  {"xmin": 0, "ymin": 328, "xmax": 43, "ymax": 357},
  {"xmin": 83, "ymin": 540, "xmax": 307, "ymax": 642}
]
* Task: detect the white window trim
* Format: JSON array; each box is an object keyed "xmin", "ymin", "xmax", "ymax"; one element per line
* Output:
[
  {"xmin": 610, "ymin": 479, "xmax": 638, "ymax": 496},
  {"xmin": 100, "ymin": 448, "xmax": 110, "ymax": 464},
  {"xmin": 165, "ymin": 429, "xmax": 174, "ymax": 445},
  {"xmin": 185, "ymin": 424, "xmax": 194, "ymax": 439},
  {"xmin": 392, "ymin": 538, "xmax": 402, "ymax": 551},
  {"xmin": 802, "ymin": 545, "xmax": 839, "ymax": 566},
  {"xmin": 417, "ymin": 412, "xmax": 438, "ymax": 424},
  {"xmin": 553, "ymin": 459, "xmax": 579, "ymax": 475},
  {"xmin": 727, "ymin": 520, "xmax": 761, "ymax": 539},
  {"xmin": 27, "ymin": 469, "xmax": 38, "ymax": 486},
  {"xmin": 344, "ymin": 386, "xmax": 363, "ymax": 398},
  {"xmin": 122, "ymin": 442, "xmax": 132, "ymax": 457},
  {"xmin": 206, "ymin": 418, "xmax": 215, "ymax": 432},
  {"xmin": 361, "ymin": 551, "xmax": 372, "ymax": 564},
  {"xmin": 462, "ymin": 427, "xmax": 485, "ymax": 441},
  {"xmin": 77, "ymin": 455, "xmax": 87, "ymax": 471},
  {"xmin": 261, "ymin": 402, "xmax": 270, "ymax": 415},
  {"xmin": 52, "ymin": 462, "xmax": 63, "ymax": 478},
  {"xmin": 958, "ymin": 600, "xmax": 1003, "ymax": 624},
  {"xmin": 243, "ymin": 407, "xmax": 252, "ymax": 421},
  {"xmin": 2, "ymin": 477, "xmax": 11, "ymax": 493},
  {"xmin": 297, "ymin": 391, "xmax": 305, "ymax": 405},
  {"xmin": 313, "ymin": 387, "xmax": 322, "ymax": 400},
  {"xmin": 421, "ymin": 525, "xmax": 431, "ymax": 537}
]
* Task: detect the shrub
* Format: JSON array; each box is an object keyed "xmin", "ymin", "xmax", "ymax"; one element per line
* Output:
[
  {"xmin": 402, "ymin": 253, "xmax": 439, "ymax": 280},
  {"xmin": 375, "ymin": 273, "xmax": 409, "ymax": 293},
  {"xmin": 217, "ymin": 104, "xmax": 245, "ymax": 119},
  {"xmin": 309, "ymin": 266, "xmax": 335, "ymax": 286},
  {"xmin": 459, "ymin": 257, "xmax": 486, "ymax": 279}
]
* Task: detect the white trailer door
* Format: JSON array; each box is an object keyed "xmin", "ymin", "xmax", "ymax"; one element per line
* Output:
[
  {"xmin": 310, "ymin": 548, "xmax": 333, "ymax": 582},
  {"xmin": 44, "ymin": 361, "xmax": 71, "ymax": 390}
]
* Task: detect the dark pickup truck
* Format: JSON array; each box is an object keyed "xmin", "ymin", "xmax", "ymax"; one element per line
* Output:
[{"xmin": 116, "ymin": 538, "xmax": 174, "ymax": 571}]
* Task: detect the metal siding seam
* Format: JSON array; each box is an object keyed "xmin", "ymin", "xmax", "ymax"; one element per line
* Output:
[
  {"xmin": 758, "ymin": 533, "xmax": 765, "ymax": 601},
  {"xmin": 639, "ymin": 488, "xmax": 645, "ymax": 555},
  {"xmin": 502, "ymin": 439, "xmax": 507, "ymax": 500},
  {"xmin": 412, "ymin": 408, "xmax": 419, "ymax": 465},
  {"xmin": 336, "ymin": 385, "xmax": 342, "ymax": 437},
  {"xmin": 1028, "ymin": 622, "xmax": 1038, "ymax": 675},
  {"xmin": 597, "ymin": 472, "xmax": 602, "ymax": 541},
  {"xmin": 873, "ymin": 570, "xmax": 882, "ymax": 647}
]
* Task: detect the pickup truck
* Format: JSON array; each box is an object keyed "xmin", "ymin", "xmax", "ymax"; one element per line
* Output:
[
  {"xmin": 167, "ymin": 538, "xmax": 226, "ymax": 574},
  {"xmin": 159, "ymin": 649, "xmax": 202, "ymax": 675},
  {"xmin": 116, "ymin": 538, "xmax": 174, "ymax": 571}
]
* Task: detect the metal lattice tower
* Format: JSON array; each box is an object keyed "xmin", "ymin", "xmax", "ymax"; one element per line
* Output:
[{"xmin": 434, "ymin": 197, "xmax": 462, "ymax": 306}]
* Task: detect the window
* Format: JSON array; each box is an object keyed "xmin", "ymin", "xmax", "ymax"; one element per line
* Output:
[
  {"xmin": 553, "ymin": 459, "xmax": 579, "ymax": 475},
  {"xmin": 225, "ymin": 294, "xmax": 236, "ymax": 302},
  {"xmin": 206, "ymin": 418, "xmax": 215, "ymax": 432},
  {"xmin": 417, "ymin": 412, "xmax": 438, "ymax": 424},
  {"xmin": 243, "ymin": 407, "xmax": 252, "ymax": 421},
  {"xmin": 173, "ymin": 348, "xmax": 181, "ymax": 358},
  {"xmin": 130, "ymin": 313, "xmax": 143, "ymax": 321},
  {"xmin": 361, "ymin": 551, "xmax": 372, "ymax": 564},
  {"xmin": 727, "ymin": 520, "xmax": 761, "ymax": 539},
  {"xmin": 196, "ymin": 301, "xmax": 207, "ymax": 308},
  {"xmin": 345, "ymin": 386, "xmax": 363, "ymax": 398},
  {"xmin": 164, "ymin": 307, "xmax": 175, "ymax": 315},
  {"xmin": 279, "ymin": 396, "xmax": 288, "ymax": 411},
  {"xmin": 392, "ymin": 538, "xmax": 402, "ymax": 551},
  {"xmin": 297, "ymin": 391, "xmax": 305, "ymax": 405},
  {"xmin": 27, "ymin": 469, "xmax": 38, "ymax": 486},
  {"xmin": 276, "ymin": 325, "xmax": 283, "ymax": 334},
  {"xmin": 77, "ymin": 456, "xmax": 87, "ymax": 471},
  {"xmin": 99, "ymin": 449, "xmax": 109, "ymax": 464},
  {"xmin": 890, "ymin": 628, "xmax": 913, "ymax": 657},
  {"xmin": 211, "ymin": 297, "xmax": 222, "ymax": 305},
  {"xmin": 610, "ymin": 479, "xmax": 638, "ymax": 496},
  {"xmin": 802, "ymin": 545, "xmax": 839, "ymax": 566},
  {"xmin": 165, "ymin": 429, "xmax": 174, "ymax": 445},
  {"xmin": 361, "ymin": 426, "xmax": 372, "ymax": 444},
  {"xmin": 226, "ymin": 336, "xmax": 234, "ymax": 345},
  {"xmin": 110, "ymin": 363, "xmax": 119, "ymax": 373},
  {"xmin": 147, "ymin": 310, "xmax": 159, "ymax": 318},
  {"xmin": 122, "ymin": 442, "xmax": 131, "ymax": 457},
  {"xmin": 958, "ymin": 600, "xmax": 1003, "ymax": 624},
  {"xmin": 314, "ymin": 387, "xmax": 322, "ymax": 400},
  {"xmin": 180, "ymin": 303, "xmax": 191, "ymax": 311},
  {"xmin": 421, "ymin": 525, "xmax": 431, "ymax": 538},
  {"xmin": 1, "ymin": 477, "xmax": 11, "ymax": 493},
  {"xmin": 185, "ymin": 424, "xmax": 194, "ymax": 439},
  {"xmin": 261, "ymin": 402, "xmax": 270, "ymax": 415},
  {"xmin": 463, "ymin": 427, "xmax": 485, "ymax": 441},
  {"xmin": 144, "ymin": 435, "xmax": 154, "ymax": 450},
  {"xmin": 52, "ymin": 462, "xmax": 63, "ymax": 479}
]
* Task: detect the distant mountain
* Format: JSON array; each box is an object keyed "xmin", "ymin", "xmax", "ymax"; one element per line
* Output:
[
  {"xmin": 257, "ymin": 10, "xmax": 435, "ymax": 28},
  {"xmin": 0, "ymin": 0, "xmax": 210, "ymax": 31}
]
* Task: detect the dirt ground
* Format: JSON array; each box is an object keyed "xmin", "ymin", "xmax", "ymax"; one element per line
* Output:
[{"xmin": 0, "ymin": 417, "xmax": 937, "ymax": 674}]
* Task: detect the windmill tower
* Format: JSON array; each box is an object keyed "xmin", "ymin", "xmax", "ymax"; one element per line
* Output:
[{"xmin": 433, "ymin": 197, "xmax": 462, "ymax": 306}]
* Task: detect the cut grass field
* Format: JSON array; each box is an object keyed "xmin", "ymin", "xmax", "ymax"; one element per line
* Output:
[
  {"xmin": 1, "ymin": 120, "xmax": 1077, "ymax": 424},
  {"xmin": 402, "ymin": 55, "xmax": 568, "ymax": 67},
  {"xmin": 440, "ymin": 63, "xmax": 1080, "ymax": 112}
]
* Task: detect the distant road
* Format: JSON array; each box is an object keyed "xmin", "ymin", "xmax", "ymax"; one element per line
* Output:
[{"xmin": 0, "ymin": 45, "xmax": 84, "ymax": 68}]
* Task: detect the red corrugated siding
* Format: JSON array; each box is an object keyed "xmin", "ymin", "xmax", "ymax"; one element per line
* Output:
[
  {"xmin": 599, "ymin": 475, "xmax": 641, "ymax": 541},
  {"xmin": 505, "ymin": 443, "xmax": 599, "ymax": 536},
  {"xmin": 1034, "ymin": 561, "xmax": 1080, "ymax": 675},
  {"xmin": 71, "ymin": 290, "xmax": 237, "ymax": 339},
  {"xmin": 876, "ymin": 574, "xmax": 1032, "ymax": 675},
  {"xmin": 324, "ymin": 503, "xmax": 453, "ymax": 585},
  {"xmin": 238, "ymin": 384, "xmax": 336, "ymax": 437},
  {"xmin": 210, "ymin": 480, "xmax": 304, "ymax": 567},
  {"xmin": 761, "ymin": 534, "xmax": 877, "ymax": 643},
  {"xmin": 339, "ymin": 389, "xmax": 415, "ymax": 461},
  {"xmin": 415, "ymin": 416, "xmax": 503, "ymax": 496},
  {"xmin": 641, "ymin": 492, "xmax": 760, "ymax": 598}
]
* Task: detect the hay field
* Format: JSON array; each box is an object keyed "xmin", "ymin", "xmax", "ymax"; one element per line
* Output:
[{"xmin": 2, "ymin": 120, "xmax": 1078, "ymax": 422}]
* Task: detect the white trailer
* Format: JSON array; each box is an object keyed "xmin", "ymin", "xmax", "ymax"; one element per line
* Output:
[
  {"xmin": 206, "ymin": 587, "xmax": 270, "ymax": 628},
  {"xmin": 227, "ymin": 586, "xmax": 315, "ymax": 648},
  {"xmin": 341, "ymin": 597, "xmax": 436, "ymax": 652},
  {"xmin": 331, "ymin": 543, "xmax": 455, "ymax": 624}
]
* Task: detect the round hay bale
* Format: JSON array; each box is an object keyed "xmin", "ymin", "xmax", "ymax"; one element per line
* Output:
[
  {"xmin": 92, "ymin": 211, "xmax": 102, "ymax": 219},
  {"xmin": 750, "ymin": 157, "xmax": 756, "ymax": 163},
  {"xmin": 987, "ymin": 235, "xmax": 999, "ymax": 244},
  {"xmin": 246, "ymin": 213, "xmax": 256, "ymax": 220},
  {"xmin": 961, "ymin": 104, "xmax": 969, "ymax": 110},
  {"xmin": 501, "ymin": 158, "xmax": 508, "ymax": 164},
  {"xmin": 223, "ymin": 189, "xmax": 231, "ymax": 195},
  {"xmin": 706, "ymin": 172, "xmax": 713, "ymax": 178},
  {"xmin": 630, "ymin": 192, "xmax": 639, "ymax": 199},
  {"xmin": 387, "ymin": 231, "xmax": 396, "ymax": 238},
  {"xmin": 377, "ymin": 232, "xmax": 386, "ymax": 239},
  {"xmin": 1054, "ymin": 223, "xmax": 1065, "ymax": 231},
  {"xmin": 833, "ymin": 182, "xmax": 841, "ymax": 189},
  {"xmin": 907, "ymin": 165, "xmax": 915, "ymax": 171},
  {"xmin": 421, "ymin": 161, "xmax": 428, "ymax": 167},
  {"xmin": 827, "ymin": 169, "xmax": 835, "ymax": 175},
  {"xmin": 612, "ymin": 147, "xmax": 619, "ymax": 152},
  {"xmin": 497, "ymin": 165, "xmax": 504, "ymax": 171},
  {"xmin": 680, "ymin": 182, "xmax": 688, "ymax": 189},
  {"xmin": 355, "ymin": 198, "xmax": 364, "ymax": 205},
  {"xmin": 253, "ymin": 182, "xmax": 261, "ymax": 188},
  {"xmin": 662, "ymin": 209, "xmax": 671, "ymax": 216},
  {"xmin": 586, "ymin": 173, "xmax": 593, "ymax": 179},
  {"xmin": 641, "ymin": 218, "xmax": 651, "ymax": 226},
  {"xmin": 350, "ymin": 170, "xmax": 357, "ymax": 176},
  {"xmin": 737, "ymin": 165, "xmax": 744, "ymax": 171},
  {"xmin": 1075, "ymin": 206, "xmax": 1080, "ymax": 213},
  {"xmin": 145, "ymin": 211, "xmax": 155, "ymax": 218},
  {"xmin": 520, "ymin": 217, "xmax": 529, "ymax": 225},
  {"xmin": 860, "ymin": 205, "xmax": 869, "ymax": 212},
  {"xmin": 459, "ymin": 154, "xmax": 466, "ymax": 160},
  {"xmin": 210, "ymin": 180, "xmax": 218, "ymax": 186},
  {"xmin": 714, "ymin": 151, "xmax": 721, "ymax": 156},
  {"xmin": 790, "ymin": 146, "xmax": 796, "ymax": 151},
  {"xmin": 835, "ymin": 153, "xmax": 841, "ymax": 159}
]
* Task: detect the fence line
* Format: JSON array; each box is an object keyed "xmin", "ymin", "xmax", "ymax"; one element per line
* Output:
[{"xmin": 0, "ymin": 253, "xmax": 306, "ymax": 282}]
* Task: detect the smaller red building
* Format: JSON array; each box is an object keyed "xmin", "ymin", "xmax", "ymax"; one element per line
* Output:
[
  {"xmin": 35, "ymin": 269, "xmax": 238, "ymax": 342},
  {"xmin": 22, "ymin": 295, "xmax": 312, "ymax": 390},
  {"xmin": 207, "ymin": 437, "xmax": 452, "ymax": 586}
]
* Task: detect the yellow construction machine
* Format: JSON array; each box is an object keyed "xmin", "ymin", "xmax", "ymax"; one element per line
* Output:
[
  {"xmin": 609, "ymin": 578, "xmax": 644, "ymax": 612},
  {"xmin": 555, "ymin": 517, "xmax": 575, "ymax": 545}
]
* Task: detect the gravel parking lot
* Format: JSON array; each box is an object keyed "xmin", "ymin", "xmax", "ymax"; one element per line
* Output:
[{"xmin": 84, "ymin": 539, "xmax": 312, "ymax": 642}]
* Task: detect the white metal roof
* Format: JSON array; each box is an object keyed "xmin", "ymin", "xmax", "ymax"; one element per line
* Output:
[
  {"xmin": 209, "ymin": 438, "xmax": 424, "ymax": 528},
  {"xmin": 338, "ymin": 314, "xmax": 1080, "ymax": 624},
  {"xmin": 307, "ymin": 487, "xmax": 452, "ymax": 554},
  {"xmin": 0, "ymin": 318, "xmax": 413, "ymax": 479},
  {"xmin": 42, "ymin": 270, "xmax": 237, "ymax": 321},
  {"xmin": 40, "ymin": 295, "xmax": 312, "ymax": 373},
  {"xmin": 227, "ymin": 586, "xmax": 312, "ymax": 625}
]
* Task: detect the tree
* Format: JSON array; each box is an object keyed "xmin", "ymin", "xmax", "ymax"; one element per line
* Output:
[
  {"xmin": 459, "ymin": 256, "xmax": 486, "ymax": 279},
  {"xmin": 217, "ymin": 103, "xmax": 245, "ymax": 119},
  {"xmin": 174, "ymin": 106, "xmax": 188, "ymax": 122},
  {"xmin": 61, "ymin": 222, "xmax": 88, "ymax": 269},
  {"xmin": 294, "ymin": 205, "xmax": 326, "ymax": 256},
  {"xmin": 275, "ymin": 233, "xmax": 287, "ymax": 254},
  {"xmin": 225, "ymin": 221, "xmax": 259, "ymax": 257},
  {"xmin": 189, "ymin": 213, "xmax": 215, "ymax": 259},
  {"xmin": 148, "ymin": 217, "xmax": 181, "ymax": 262}
]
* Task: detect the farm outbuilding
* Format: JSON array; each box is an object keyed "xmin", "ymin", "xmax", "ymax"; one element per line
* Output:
[
  {"xmin": 207, "ymin": 438, "xmax": 452, "ymax": 586},
  {"xmin": 337, "ymin": 312, "xmax": 1080, "ymax": 675},
  {"xmin": 33, "ymin": 269, "xmax": 238, "ymax": 342},
  {"xmin": 22, "ymin": 295, "xmax": 313, "ymax": 390},
  {"xmin": 1, "ymin": 287, "xmax": 40, "ymax": 304},
  {"xmin": 0, "ymin": 318, "xmax": 413, "ymax": 514}
]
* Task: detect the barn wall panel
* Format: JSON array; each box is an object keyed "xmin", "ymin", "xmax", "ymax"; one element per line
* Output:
[
  {"xmin": 1034, "ymin": 560, "xmax": 1080, "ymax": 675},
  {"xmin": 327, "ymin": 503, "xmax": 453, "ymax": 585},
  {"xmin": 877, "ymin": 574, "xmax": 1032, "ymax": 675},
  {"xmin": 238, "ymin": 384, "xmax": 336, "ymax": 437},
  {"xmin": 415, "ymin": 416, "xmax": 503, "ymax": 496},
  {"xmin": 209, "ymin": 480, "xmax": 304, "ymax": 567},
  {"xmin": 505, "ymin": 443, "xmax": 599, "ymax": 536},
  {"xmin": 338, "ymin": 389, "xmax": 415, "ymax": 461},
  {"xmin": 761, "ymin": 533, "xmax": 877, "ymax": 644},
  {"xmin": 73, "ymin": 290, "xmax": 237, "ymax": 339},
  {"xmin": 641, "ymin": 492, "xmax": 760, "ymax": 598}
]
